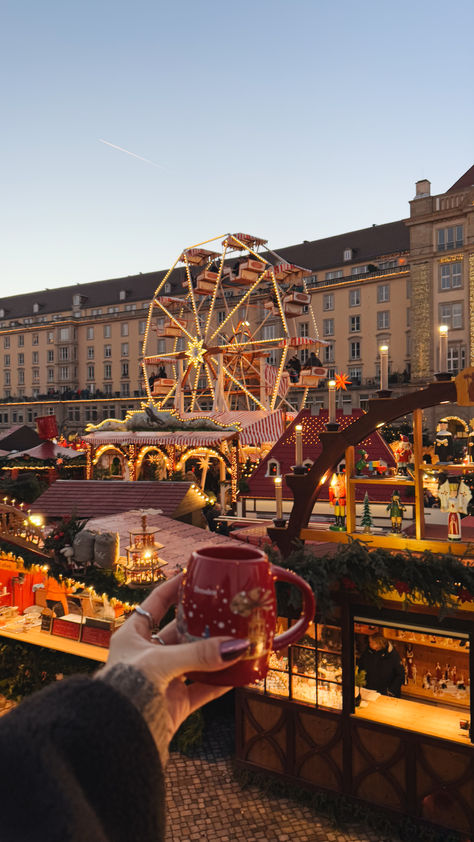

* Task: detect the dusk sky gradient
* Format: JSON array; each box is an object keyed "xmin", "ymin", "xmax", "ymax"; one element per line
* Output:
[{"xmin": 2, "ymin": 0, "xmax": 473, "ymax": 294}]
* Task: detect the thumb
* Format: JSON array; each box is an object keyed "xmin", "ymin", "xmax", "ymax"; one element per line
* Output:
[{"xmin": 163, "ymin": 636, "xmax": 250, "ymax": 681}]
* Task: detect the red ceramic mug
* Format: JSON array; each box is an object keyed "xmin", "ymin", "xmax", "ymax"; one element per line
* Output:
[{"xmin": 177, "ymin": 544, "xmax": 316, "ymax": 686}]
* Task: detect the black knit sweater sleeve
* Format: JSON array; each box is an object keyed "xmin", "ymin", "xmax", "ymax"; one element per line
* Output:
[{"xmin": 0, "ymin": 675, "xmax": 166, "ymax": 842}]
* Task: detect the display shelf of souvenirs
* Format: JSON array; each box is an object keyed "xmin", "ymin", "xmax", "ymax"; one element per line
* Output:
[
  {"xmin": 384, "ymin": 627, "xmax": 470, "ymax": 654},
  {"xmin": 247, "ymin": 625, "xmax": 343, "ymax": 711},
  {"xmin": 355, "ymin": 625, "xmax": 470, "ymax": 711}
]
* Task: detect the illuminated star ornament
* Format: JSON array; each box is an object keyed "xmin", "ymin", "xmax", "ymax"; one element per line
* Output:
[
  {"xmin": 334, "ymin": 372, "xmax": 351, "ymax": 390},
  {"xmin": 185, "ymin": 338, "xmax": 206, "ymax": 367}
]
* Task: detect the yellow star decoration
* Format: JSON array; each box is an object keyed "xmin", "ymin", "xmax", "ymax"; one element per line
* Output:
[
  {"xmin": 185, "ymin": 338, "xmax": 206, "ymax": 367},
  {"xmin": 334, "ymin": 372, "xmax": 351, "ymax": 390}
]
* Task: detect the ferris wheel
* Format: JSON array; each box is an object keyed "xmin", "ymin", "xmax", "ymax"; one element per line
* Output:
[{"xmin": 141, "ymin": 232, "xmax": 326, "ymax": 413}]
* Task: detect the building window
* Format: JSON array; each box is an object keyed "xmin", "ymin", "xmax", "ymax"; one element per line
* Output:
[
  {"xmin": 4, "ymin": 371, "xmax": 10, "ymax": 386},
  {"xmin": 47, "ymin": 350, "xmax": 54, "ymax": 362},
  {"xmin": 87, "ymin": 365, "xmax": 95, "ymax": 380},
  {"xmin": 406, "ymin": 279, "xmax": 411, "ymax": 298},
  {"xmin": 3, "ymin": 337, "xmax": 10, "ymax": 349},
  {"xmin": 47, "ymin": 368, "xmax": 54, "ymax": 382},
  {"xmin": 59, "ymin": 346, "xmax": 69, "ymax": 360},
  {"xmin": 447, "ymin": 345, "xmax": 466, "ymax": 373},
  {"xmin": 323, "ymin": 318, "xmax": 334, "ymax": 337},
  {"xmin": 406, "ymin": 308, "xmax": 411, "ymax": 327},
  {"xmin": 60, "ymin": 366, "xmax": 69, "ymax": 380},
  {"xmin": 92, "ymin": 309, "xmax": 102, "ymax": 316},
  {"xmin": 108, "ymin": 306, "xmax": 119, "ymax": 314},
  {"xmin": 349, "ymin": 288, "xmax": 360, "ymax": 307},
  {"xmin": 324, "ymin": 344, "xmax": 334, "ymax": 363},
  {"xmin": 104, "ymin": 383, "xmax": 112, "ymax": 396},
  {"xmin": 32, "ymin": 369, "xmax": 40, "ymax": 382},
  {"xmin": 377, "ymin": 284, "xmax": 390, "ymax": 303},
  {"xmin": 218, "ymin": 311, "xmax": 226, "ymax": 324},
  {"xmin": 325, "ymin": 270, "xmax": 343, "ymax": 281},
  {"xmin": 125, "ymin": 304, "xmax": 136, "ymax": 312},
  {"xmin": 121, "ymin": 382, "xmax": 130, "ymax": 396},
  {"xmin": 350, "ymin": 266, "xmax": 367, "ymax": 276},
  {"xmin": 121, "ymin": 362, "xmax": 129, "ymax": 378},
  {"xmin": 343, "ymin": 249, "xmax": 352, "ymax": 261},
  {"xmin": 104, "ymin": 364, "xmax": 112, "ymax": 380},
  {"xmin": 18, "ymin": 369, "xmax": 25, "ymax": 384},
  {"xmin": 265, "ymin": 459, "xmax": 280, "ymax": 477},
  {"xmin": 103, "ymin": 325, "xmax": 111, "ymax": 339},
  {"xmin": 437, "ymin": 225, "xmax": 463, "ymax": 251},
  {"xmin": 104, "ymin": 344, "xmax": 112, "ymax": 358},
  {"xmin": 349, "ymin": 341, "xmax": 361, "ymax": 360},
  {"xmin": 440, "ymin": 261, "xmax": 462, "ymax": 290},
  {"xmin": 47, "ymin": 331, "xmax": 54, "ymax": 343},
  {"xmin": 439, "ymin": 302, "xmax": 463, "ymax": 329},
  {"xmin": 18, "ymin": 334, "xmax": 24, "ymax": 346},
  {"xmin": 87, "ymin": 326, "xmax": 94, "ymax": 340},
  {"xmin": 59, "ymin": 328, "xmax": 69, "ymax": 341},
  {"xmin": 87, "ymin": 346, "xmax": 94, "ymax": 360},
  {"xmin": 377, "ymin": 311, "xmax": 390, "ymax": 330},
  {"xmin": 32, "ymin": 333, "xmax": 39, "ymax": 345},
  {"xmin": 139, "ymin": 320, "xmax": 147, "ymax": 335},
  {"xmin": 121, "ymin": 323, "xmax": 129, "ymax": 337},
  {"xmin": 298, "ymin": 322, "xmax": 309, "ymax": 338},
  {"xmin": 348, "ymin": 366, "xmax": 362, "ymax": 385},
  {"xmin": 323, "ymin": 293, "xmax": 334, "ymax": 311},
  {"xmin": 32, "ymin": 351, "xmax": 39, "ymax": 364},
  {"xmin": 349, "ymin": 315, "xmax": 361, "ymax": 333},
  {"xmin": 263, "ymin": 323, "xmax": 276, "ymax": 340},
  {"xmin": 18, "ymin": 353, "xmax": 24, "ymax": 365},
  {"xmin": 121, "ymin": 342, "xmax": 129, "ymax": 357},
  {"xmin": 157, "ymin": 338, "xmax": 166, "ymax": 354},
  {"xmin": 3, "ymin": 355, "xmax": 10, "ymax": 367},
  {"xmin": 406, "ymin": 333, "xmax": 411, "ymax": 356}
]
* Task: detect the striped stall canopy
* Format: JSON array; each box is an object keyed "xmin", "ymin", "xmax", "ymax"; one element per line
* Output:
[{"xmin": 239, "ymin": 411, "xmax": 285, "ymax": 445}]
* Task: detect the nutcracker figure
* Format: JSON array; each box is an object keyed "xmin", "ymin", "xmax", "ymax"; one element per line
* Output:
[
  {"xmin": 393, "ymin": 434, "xmax": 413, "ymax": 476},
  {"xmin": 329, "ymin": 471, "xmax": 346, "ymax": 531},
  {"xmin": 387, "ymin": 489, "xmax": 406, "ymax": 533}
]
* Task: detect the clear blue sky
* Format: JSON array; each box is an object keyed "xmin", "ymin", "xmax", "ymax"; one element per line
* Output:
[{"xmin": 2, "ymin": 0, "xmax": 473, "ymax": 294}]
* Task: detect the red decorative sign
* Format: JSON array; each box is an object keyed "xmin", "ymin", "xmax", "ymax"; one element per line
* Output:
[
  {"xmin": 36, "ymin": 415, "xmax": 58, "ymax": 440},
  {"xmin": 81, "ymin": 625, "xmax": 112, "ymax": 648},
  {"xmin": 52, "ymin": 617, "xmax": 81, "ymax": 641}
]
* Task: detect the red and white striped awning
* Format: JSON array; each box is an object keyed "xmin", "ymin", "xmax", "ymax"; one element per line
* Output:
[{"xmin": 239, "ymin": 411, "xmax": 285, "ymax": 445}]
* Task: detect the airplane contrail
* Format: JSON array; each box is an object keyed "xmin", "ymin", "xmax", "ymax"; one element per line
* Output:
[{"xmin": 98, "ymin": 138, "xmax": 165, "ymax": 168}]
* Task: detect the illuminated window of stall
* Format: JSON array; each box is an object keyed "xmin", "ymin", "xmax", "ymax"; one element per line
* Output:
[
  {"xmin": 248, "ymin": 620, "xmax": 342, "ymax": 711},
  {"xmin": 354, "ymin": 617, "xmax": 471, "ymax": 744}
]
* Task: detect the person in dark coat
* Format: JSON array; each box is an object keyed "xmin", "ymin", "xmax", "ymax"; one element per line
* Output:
[
  {"xmin": 358, "ymin": 633, "xmax": 405, "ymax": 697},
  {"xmin": 0, "ymin": 575, "xmax": 249, "ymax": 842}
]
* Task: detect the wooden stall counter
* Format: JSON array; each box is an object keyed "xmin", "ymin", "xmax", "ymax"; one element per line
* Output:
[
  {"xmin": 354, "ymin": 691, "xmax": 471, "ymax": 746},
  {"xmin": 0, "ymin": 625, "xmax": 107, "ymax": 663}
]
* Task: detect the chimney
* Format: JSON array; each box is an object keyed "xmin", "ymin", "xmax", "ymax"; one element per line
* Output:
[{"xmin": 415, "ymin": 179, "xmax": 431, "ymax": 199}]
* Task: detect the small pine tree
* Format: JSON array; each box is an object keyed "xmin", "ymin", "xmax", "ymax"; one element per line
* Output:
[{"xmin": 361, "ymin": 492, "xmax": 373, "ymax": 533}]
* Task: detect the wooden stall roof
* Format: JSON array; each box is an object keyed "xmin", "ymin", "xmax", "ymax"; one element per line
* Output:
[
  {"xmin": 30, "ymin": 480, "xmax": 205, "ymax": 520},
  {"xmin": 243, "ymin": 409, "xmax": 400, "ymax": 502}
]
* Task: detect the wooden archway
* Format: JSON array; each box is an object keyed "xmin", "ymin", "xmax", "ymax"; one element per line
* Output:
[{"xmin": 268, "ymin": 379, "xmax": 457, "ymax": 554}]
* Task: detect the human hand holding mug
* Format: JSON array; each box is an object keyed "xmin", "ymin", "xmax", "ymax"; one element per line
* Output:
[{"xmin": 177, "ymin": 544, "xmax": 315, "ymax": 686}]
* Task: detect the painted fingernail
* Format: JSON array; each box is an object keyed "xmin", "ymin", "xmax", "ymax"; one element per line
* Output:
[{"xmin": 220, "ymin": 638, "xmax": 250, "ymax": 661}]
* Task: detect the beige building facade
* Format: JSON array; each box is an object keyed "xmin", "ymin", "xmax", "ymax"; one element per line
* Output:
[{"xmin": 0, "ymin": 166, "xmax": 473, "ymax": 435}]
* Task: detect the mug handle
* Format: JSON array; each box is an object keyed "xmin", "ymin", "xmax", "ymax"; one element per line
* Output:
[{"xmin": 271, "ymin": 565, "xmax": 316, "ymax": 650}]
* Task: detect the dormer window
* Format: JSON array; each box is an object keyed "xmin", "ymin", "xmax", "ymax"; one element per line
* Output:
[
  {"xmin": 265, "ymin": 459, "xmax": 280, "ymax": 477},
  {"xmin": 33, "ymin": 302, "xmax": 40, "ymax": 314},
  {"xmin": 164, "ymin": 282, "xmax": 172, "ymax": 294},
  {"xmin": 119, "ymin": 290, "xmax": 127, "ymax": 301},
  {"xmin": 72, "ymin": 294, "xmax": 83, "ymax": 307},
  {"xmin": 0, "ymin": 309, "xmax": 4, "ymax": 318},
  {"xmin": 343, "ymin": 248, "xmax": 353, "ymax": 261}
]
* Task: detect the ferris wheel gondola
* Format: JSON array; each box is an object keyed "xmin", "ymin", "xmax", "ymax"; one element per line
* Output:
[{"xmin": 142, "ymin": 233, "xmax": 327, "ymax": 413}]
